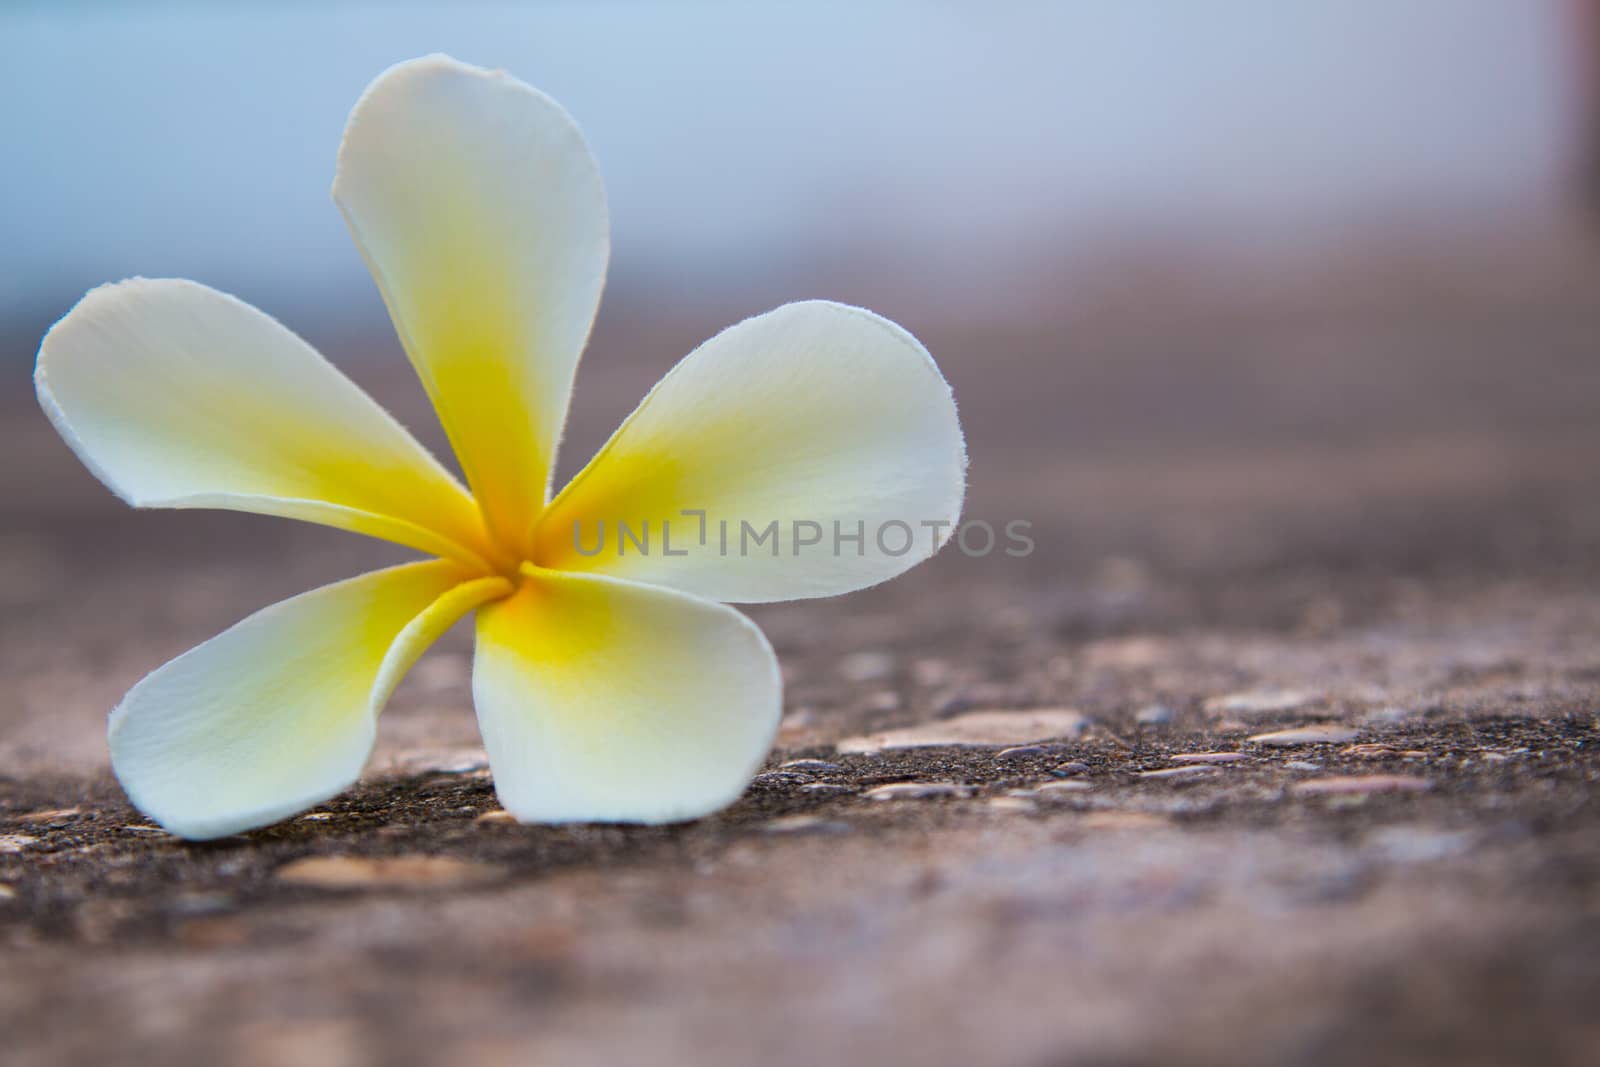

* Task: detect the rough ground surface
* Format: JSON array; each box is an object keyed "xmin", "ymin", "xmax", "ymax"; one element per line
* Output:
[{"xmin": 3, "ymin": 250, "xmax": 1600, "ymax": 1065}]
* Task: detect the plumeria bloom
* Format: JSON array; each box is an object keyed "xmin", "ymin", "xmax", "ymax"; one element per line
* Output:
[{"xmin": 34, "ymin": 55, "xmax": 965, "ymax": 840}]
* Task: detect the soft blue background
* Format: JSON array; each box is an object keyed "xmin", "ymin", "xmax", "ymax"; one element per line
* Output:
[{"xmin": 0, "ymin": 1, "xmax": 1571, "ymax": 325}]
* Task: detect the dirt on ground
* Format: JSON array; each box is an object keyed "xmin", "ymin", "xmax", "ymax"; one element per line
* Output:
[{"xmin": 3, "ymin": 243, "xmax": 1600, "ymax": 1066}]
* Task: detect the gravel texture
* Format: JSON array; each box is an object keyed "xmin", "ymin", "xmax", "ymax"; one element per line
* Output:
[{"xmin": 3, "ymin": 250, "xmax": 1600, "ymax": 1065}]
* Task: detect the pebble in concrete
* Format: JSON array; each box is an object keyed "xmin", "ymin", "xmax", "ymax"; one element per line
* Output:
[
  {"xmin": 1138, "ymin": 766, "xmax": 1217, "ymax": 781},
  {"xmin": 1035, "ymin": 780, "xmax": 1092, "ymax": 794},
  {"xmin": 780, "ymin": 759, "xmax": 841, "ymax": 774},
  {"xmin": 1291, "ymin": 775, "xmax": 1434, "ymax": 796},
  {"xmin": 1248, "ymin": 725, "xmax": 1360, "ymax": 746},
  {"xmin": 863, "ymin": 782, "xmax": 970, "ymax": 801},
  {"xmin": 1080, "ymin": 812, "xmax": 1168, "ymax": 830},
  {"xmin": 838, "ymin": 709, "xmax": 1090, "ymax": 754},
  {"xmin": 275, "ymin": 855, "xmax": 504, "ymax": 890},
  {"xmin": 996, "ymin": 744, "xmax": 1067, "ymax": 761},
  {"xmin": 14, "ymin": 808, "xmax": 81, "ymax": 825},
  {"xmin": 798, "ymin": 783, "xmax": 855, "ymax": 796},
  {"xmin": 751, "ymin": 771, "xmax": 812, "ymax": 787},
  {"xmin": 763, "ymin": 814, "xmax": 851, "ymax": 834}
]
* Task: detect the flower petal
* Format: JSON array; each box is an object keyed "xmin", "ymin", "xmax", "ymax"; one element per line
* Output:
[
  {"xmin": 334, "ymin": 54, "xmax": 609, "ymax": 557},
  {"xmin": 110, "ymin": 560, "xmax": 512, "ymax": 840},
  {"xmin": 473, "ymin": 568, "xmax": 781, "ymax": 824},
  {"xmin": 533, "ymin": 301, "xmax": 966, "ymax": 602},
  {"xmin": 36, "ymin": 278, "xmax": 497, "ymax": 569}
]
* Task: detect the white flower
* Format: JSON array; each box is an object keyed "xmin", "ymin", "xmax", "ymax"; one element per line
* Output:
[{"xmin": 34, "ymin": 55, "xmax": 965, "ymax": 839}]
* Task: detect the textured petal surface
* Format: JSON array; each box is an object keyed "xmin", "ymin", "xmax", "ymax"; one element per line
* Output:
[
  {"xmin": 533, "ymin": 301, "xmax": 966, "ymax": 602},
  {"xmin": 335, "ymin": 54, "xmax": 609, "ymax": 557},
  {"xmin": 473, "ymin": 568, "xmax": 781, "ymax": 824},
  {"xmin": 36, "ymin": 278, "xmax": 495, "ymax": 569},
  {"xmin": 110, "ymin": 561, "xmax": 511, "ymax": 840}
]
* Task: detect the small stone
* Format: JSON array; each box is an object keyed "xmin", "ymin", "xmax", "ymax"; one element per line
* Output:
[
  {"xmin": 1138, "ymin": 765, "xmax": 1216, "ymax": 780},
  {"xmin": 1285, "ymin": 760, "xmax": 1322, "ymax": 771},
  {"xmin": 474, "ymin": 809, "xmax": 518, "ymax": 825},
  {"xmin": 14, "ymin": 807, "xmax": 82, "ymax": 825},
  {"xmin": 996, "ymin": 744, "xmax": 1066, "ymax": 761},
  {"xmin": 863, "ymin": 782, "xmax": 969, "ymax": 801},
  {"xmin": 798, "ymin": 783, "xmax": 855, "ymax": 796},
  {"xmin": 1135, "ymin": 704, "xmax": 1176, "ymax": 726},
  {"xmin": 1291, "ymin": 775, "xmax": 1433, "ymax": 796},
  {"xmin": 120, "ymin": 825, "xmax": 172, "ymax": 837},
  {"xmin": 1079, "ymin": 812, "xmax": 1167, "ymax": 830},
  {"xmin": 1051, "ymin": 762, "xmax": 1091, "ymax": 777},
  {"xmin": 779, "ymin": 759, "xmax": 841, "ymax": 773},
  {"xmin": 299, "ymin": 812, "xmax": 336, "ymax": 822},
  {"xmin": 1248, "ymin": 725, "xmax": 1359, "ymax": 747},
  {"xmin": 838, "ymin": 651, "xmax": 896, "ymax": 683},
  {"xmin": 1204, "ymin": 689, "xmax": 1321, "ymax": 717},
  {"xmin": 0, "ymin": 884, "xmax": 15, "ymax": 901},
  {"xmin": 1170, "ymin": 752, "xmax": 1245, "ymax": 764},
  {"xmin": 1035, "ymin": 780, "xmax": 1092, "ymax": 794},
  {"xmin": 985, "ymin": 796, "xmax": 1036, "ymax": 813},
  {"xmin": 751, "ymin": 771, "xmax": 811, "ymax": 787},
  {"xmin": 0, "ymin": 834, "xmax": 39, "ymax": 853},
  {"xmin": 837, "ymin": 709, "xmax": 1090, "ymax": 754},
  {"xmin": 276, "ymin": 855, "xmax": 504, "ymax": 890},
  {"xmin": 763, "ymin": 814, "xmax": 851, "ymax": 834}
]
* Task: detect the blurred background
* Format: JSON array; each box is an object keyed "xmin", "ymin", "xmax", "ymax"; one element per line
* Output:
[
  {"xmin": 0, "ymin": 1, "xmax": 1585, "ymax": 325},
  {"xmin": 2, "ymin": 0, "xmax": 1599, "ymax": 762}
]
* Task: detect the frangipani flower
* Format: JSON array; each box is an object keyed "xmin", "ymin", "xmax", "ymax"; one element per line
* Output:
[{"xmin": 33, "ymin": 55, "xmax": 965, "ymax": 840}]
